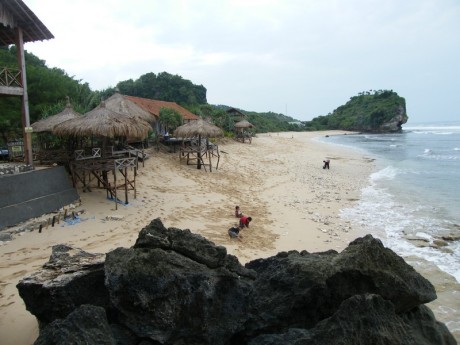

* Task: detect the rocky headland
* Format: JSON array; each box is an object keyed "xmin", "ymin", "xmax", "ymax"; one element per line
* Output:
[{"xmin": 17, "ymin": 218, "xmax": 456, "ymax": 345}]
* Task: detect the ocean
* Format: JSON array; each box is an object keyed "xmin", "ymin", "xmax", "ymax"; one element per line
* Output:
[
  {"xmin": 317, "ymin": 122, "xmax": 460, "ymax": 338},
  {"xmin": 318, "ymin": 122, "xmax": 460, "ymax": 283}
]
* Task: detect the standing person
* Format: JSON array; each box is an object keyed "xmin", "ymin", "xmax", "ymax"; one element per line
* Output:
[
  {"xmin": 239, "ymin": 215, "xmax": 252, "ymax": 228},
  {"xmin": 235, "ymin": 206, "xmax": 243, "ymax": 218},
  {"xmin": 323, "ymin": 159, "xmax": 330, "ymax": 169}
]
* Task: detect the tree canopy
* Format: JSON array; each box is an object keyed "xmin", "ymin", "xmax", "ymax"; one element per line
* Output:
[
  {"xmin": 113, "ymin": 72, "xmax": 207, "ymax": 106},
  {"xmin": 0, "ymin": 46, "xmax": 100, "ymax": 144}
]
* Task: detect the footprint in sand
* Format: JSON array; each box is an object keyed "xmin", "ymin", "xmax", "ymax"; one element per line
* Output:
[
  {"xmin": 0, "ymin": 301, "xmax": 14, "ymax": 308},
  {"xmin": 6, "ymin": 270, "xmax": 29, "ymax": 280}
]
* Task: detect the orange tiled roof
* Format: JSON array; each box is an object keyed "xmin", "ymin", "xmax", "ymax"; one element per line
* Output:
[{"xmin": 124, "ymin": 95, "xmax": 199, "ymax": 121}]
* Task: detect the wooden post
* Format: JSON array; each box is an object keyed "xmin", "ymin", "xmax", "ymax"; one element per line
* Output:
[
  {"xmin": 114, "ymin": 165, "xmax": 118, "ymax": 210},
  {"xmin": 197, "ymin": 135, "xmax": 202, "ymax": 169},
  {"xmin": 134, "ymin": 167, "xmax": 137, "ymax": 199},
  {"xmin": 15, "ymin": 27, "xmax": 33, "ymax": 166},
  {"xmin": 124, "ymin": 166, "xmax": 128, "ymax": 205}
]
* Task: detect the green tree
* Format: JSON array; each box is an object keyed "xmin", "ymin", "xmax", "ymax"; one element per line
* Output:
[
  {"xmin": 0, "ymin": 47, "xmax": 99, "ymax": 144},
  {"xmin": 116, "ymin": 71, "xmax": 207, "ymax": 106},
  {"xmin": 159, "ymin": 108, "xmax": 183, "ymax": 132}
]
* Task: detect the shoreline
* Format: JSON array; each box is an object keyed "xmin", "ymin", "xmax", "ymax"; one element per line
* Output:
[{"xmin": 2, "ymin": 130, "xmax": 457, "ymax": 343}]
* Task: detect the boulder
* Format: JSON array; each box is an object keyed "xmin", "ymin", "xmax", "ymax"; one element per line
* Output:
[
  {"xmin": 17, "ymin": 244, "xmax": 109, "ymax": 327},
  {"xmin": 249, "ymin": 294, "xmax": 455, "ymax": 345},
  {"xmin": 105, "ymin": 218, "xmax": 255, "ymax": 344},
  {"xmin": 17, "ymin": 219, "xmax": 456, "ymax": 345},
  {"xmin": 244, "ymin": 235, "xmax": 436, "ymax": 337}
]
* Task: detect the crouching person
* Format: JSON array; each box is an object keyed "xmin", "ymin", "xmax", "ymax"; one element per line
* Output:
[{"xmin": 228, "ymin": 226, "xmax": 242, "ymax": 241}]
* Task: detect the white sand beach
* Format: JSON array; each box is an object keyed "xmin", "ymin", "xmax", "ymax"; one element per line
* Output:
[{"xmin": 1, "ymin": 130, "xmax": 456, "ymax": 344}]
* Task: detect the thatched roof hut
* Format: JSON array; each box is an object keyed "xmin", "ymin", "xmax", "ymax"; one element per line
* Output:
[
  {"xmin": 174, "ymin": 118, "xmax": 223, "ymax": 138},
  {"xmin": 234, "ymin": 119, "xmax": 254, "ymax": 129},
  {"xmin": 53, "ymin": 101, "xmax": 151, "ymax": 138},
  {"xmin": 104, "ymin": 93, "xmax": 155, "ymax": 124},
  {"xmin": 31, "ymin": 100, "xmax": 82, "ymax": 132}
]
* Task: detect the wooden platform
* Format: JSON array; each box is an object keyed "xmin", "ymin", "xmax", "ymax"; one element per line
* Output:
[
  {"xmin": 70, "ymin": 155, "xmax": 138, "ymax": 210},
  {"xmin": 179, "ymin": 140, "xmax": 220, "ymax": 172}
]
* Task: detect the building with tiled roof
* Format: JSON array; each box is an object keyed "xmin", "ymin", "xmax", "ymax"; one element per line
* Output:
[
  {"xmin": 124, "ymin": 95, "xmax": 199, "ymax": 122},
  {"xmin": 104, "ymin": 93, "xmax": 200, "ymax": 136}
]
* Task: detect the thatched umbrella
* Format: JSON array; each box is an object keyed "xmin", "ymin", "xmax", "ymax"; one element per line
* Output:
[
  {"xmin": 53, "ymin": 101, "xmax": 151, "ymax": 139},
  {"xmin": 174, "ymin": 118, "xmax": 223, "ymax": 170},
  {"xmin": 174, "ymin": 118, "xmax": 223, "ymax": 139},
  {"xmin": 234, "ymin": 119, "xmax": 254, "ymax": 143},
  {"xmin": 32, "ymin": 98, "xmax": 82, "ymax": 132},
  {"xmin": 104, "ymin": 92, "xmax": 154, "ymax": 125},
  {"xmin": 234, "ymin": 119, "xmax": 254, "ymax": 129}
]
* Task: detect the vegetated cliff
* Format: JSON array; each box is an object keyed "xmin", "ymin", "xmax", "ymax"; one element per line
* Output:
[
  {"xmin": 17, "ymin": 219, "xmax": 456, "ymax": 345},
  {"xmin": 304, "ymin": 90, "xmax": 408, "ymax": 132}
]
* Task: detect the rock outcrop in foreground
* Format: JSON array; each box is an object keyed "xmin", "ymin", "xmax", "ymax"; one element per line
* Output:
[{"xmin": 17, "ymin": 218, "xmax": 456, "ymax": 345}]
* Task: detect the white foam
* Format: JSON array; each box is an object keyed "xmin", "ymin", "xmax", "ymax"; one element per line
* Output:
[
  {"xmin": 340, "ymin": 178, "xmax": 460, "ymax": 284},
  {"xmin": 405, "ymin": 125, "xmax": 460, "ymax": 131},
  {"xmin": 415, "ymin": 232, "xmax": 432, "ymax": 241},
  {"xmin": 370, "ymin": 166, "xmax": 399, "ymax": 181}
]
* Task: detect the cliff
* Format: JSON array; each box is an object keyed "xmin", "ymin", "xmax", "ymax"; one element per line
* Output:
[
  {"xmin": 304, "ymin": 90, "xmax": 408, "ymax": 132},
  {"xmin": 17, "ymin": 218, "xmax": 455, "ymax": 345}
]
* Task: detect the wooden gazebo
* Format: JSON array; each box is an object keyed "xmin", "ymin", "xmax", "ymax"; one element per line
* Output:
[{"xmin": 0, "ymin": 0, "xmax": 54, "ymax": 166}]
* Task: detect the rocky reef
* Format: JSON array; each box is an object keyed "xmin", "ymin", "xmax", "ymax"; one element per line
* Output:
[{"xmin": 17, "ymin": 218, "xmax": 456, "ymax": 345}]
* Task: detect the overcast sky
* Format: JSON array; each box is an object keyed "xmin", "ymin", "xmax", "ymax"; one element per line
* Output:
[{"xmin": 25, "ymin": 0, "xmax": 459, "ymax": 123}]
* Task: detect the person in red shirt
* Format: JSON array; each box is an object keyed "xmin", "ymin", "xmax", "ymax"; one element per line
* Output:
[{"xmin": 239, "ymin": 216, "xmax": 252, "ymax": 229}]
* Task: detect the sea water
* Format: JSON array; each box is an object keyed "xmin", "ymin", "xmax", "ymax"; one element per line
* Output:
[{"xmin": 318, "ymin": 122, "xmax": 460, "ymax": 283}]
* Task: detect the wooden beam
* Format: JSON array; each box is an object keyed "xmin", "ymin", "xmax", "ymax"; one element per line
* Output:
[{"xmin": 0, "ymin": 86, "xmax": 23, "ymax": 95}]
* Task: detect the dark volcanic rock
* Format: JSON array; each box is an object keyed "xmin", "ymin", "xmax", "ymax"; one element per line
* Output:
[
  {"xmin": 105, "ymin": 218, "xmax": 255, "ymax": 344},
  {"xmin": 17, "ymin": 244, "xmax": 109, "ymax": 327},
  {"xmin": 244, "ymin": 235, "xmax": 437, "ymax": 338},
  {"xmin": 17, "ymin": 219, "xmax": 456, "ymax": 345},
  {"xmin": 34, "ymin": 305, "xmax": 116, "ymax": 345},
  {"xmin": 249, "ymin": 294, "xmax": 456, "ymax": 345}
]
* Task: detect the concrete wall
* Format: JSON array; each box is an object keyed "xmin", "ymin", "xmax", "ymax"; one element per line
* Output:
[{"xmin": 0, "ymin": 166, "xmax": 79, "ymax": 229}]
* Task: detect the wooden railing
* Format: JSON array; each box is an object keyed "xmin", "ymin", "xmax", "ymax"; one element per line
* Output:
[{"xmin": 0, "ymin": 67, "xmax": 22, "ymax": 87}]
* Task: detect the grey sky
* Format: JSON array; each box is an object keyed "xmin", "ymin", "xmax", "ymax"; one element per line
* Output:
[{"xmin": 26, "ymin": 0, "xmax": 460, "ymax": 123}]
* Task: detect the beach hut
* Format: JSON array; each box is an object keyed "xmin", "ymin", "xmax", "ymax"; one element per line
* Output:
[
  {"xmin": 31, "ymin": 98, "xmax": 82, "ymax": 133},
  {"xmin": 53, "ymin": 101, "xmax": 152, "ymax": 209},
  {"xmin": 234, "ymin": 119, "xmax": 254, "ymax": 143},
  {"xmin": 31, "ymin": 97, "xmax": 83, "ymax": 163},
  {"xmin": 174, "ymin": 118, "xmax": 223, "ymax": 171},
  {"xmin": 53, "ymin": 99, "xmax": 152, "ymax": 162},
  {"xmin": 53, "ymin": 101, "xmax": 151, "ymax": 139},
  {"xmin": 104, "ymin": 92, "xmax": 155, "ymax": 125}
]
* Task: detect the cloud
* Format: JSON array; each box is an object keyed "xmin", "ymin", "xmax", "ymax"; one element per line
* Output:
[{"xmin": 25, "ymin": 0, "xmax": 460, "ymax": 122}]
